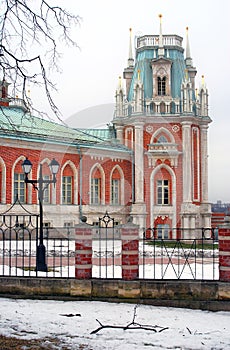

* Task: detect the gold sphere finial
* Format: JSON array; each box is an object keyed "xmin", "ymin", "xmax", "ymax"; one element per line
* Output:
[
  {"xmin": 186, "ymin": 26, "xmax": 189, "ymax": 31},
  {"xmin": 159, "ymin": 14, "xmax": 162, "ymax": 19}
]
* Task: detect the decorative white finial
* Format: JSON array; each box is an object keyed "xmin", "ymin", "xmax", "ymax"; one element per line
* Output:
[
  {"xmin": 158, "ymin": 14, "xmax": 164, "ymax": 58},
  {"xmin": 185, "ymin": 26, "xmax": 193, "ymax": 67},
  {"xmin": 128, "ymin": 28, "xmax": 134, "ymax": 67}
]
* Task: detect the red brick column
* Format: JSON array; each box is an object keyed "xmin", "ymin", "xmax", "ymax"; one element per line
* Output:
[
  {"xmin": 219, "ymin": 218, "xmax": 230, "ymax": 281},
  {"xmin": 75, "ymin": 223, "xmax": 93, "ymax": 279},
  {"xmin": 121, "ymin": 223, "xmax": 139, "ymax": 280}
]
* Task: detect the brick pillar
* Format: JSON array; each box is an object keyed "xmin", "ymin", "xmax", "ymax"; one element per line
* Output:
[
  {"xmin": 75, "ymin": 222, "xmax": 93, "ymax": 279},
  {"xmin": 219, "ymin": 217, "xmax": 230, "ymax": 281},
  {"xmin": 121, "ymin": 223, "xmax": 139, "ymax": 280}
]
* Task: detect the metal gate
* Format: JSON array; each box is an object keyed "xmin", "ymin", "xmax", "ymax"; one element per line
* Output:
[{"xmin": 93, "ymin": 211, "xmax": 122, "ymax": 279}]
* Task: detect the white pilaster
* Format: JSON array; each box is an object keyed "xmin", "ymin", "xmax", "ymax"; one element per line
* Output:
[
  {"xmin": 200, "ymin": 125, "xmax": 209, "ymax": 202},
  {"xmin": 182, "ymin": 122, "xmax": 192, "ymax": 202},
  {"xmin": 134, "ymin": 122, "xmax": 144, "ymax": 203}
]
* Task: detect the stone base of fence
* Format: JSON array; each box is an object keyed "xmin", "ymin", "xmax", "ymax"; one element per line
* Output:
[
  {"xmin": 1, "ymin": 277, "xmax": 230, "ymax": 312},
  {"xmin": 75, "ymin": 223, "xmax": 93, "ymax": 279},
  {"xmin": 219, "ymin": 222, "xmax": 230, "ymax": 282},
  {"xmin": 121, "ymin": 223, "xmax": 139, "ymax": 280}
]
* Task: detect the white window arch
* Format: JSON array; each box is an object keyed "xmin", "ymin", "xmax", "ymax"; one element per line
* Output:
[{"xmin": 89, "ymin": 163, "xmax": 105, "ymax": 205}]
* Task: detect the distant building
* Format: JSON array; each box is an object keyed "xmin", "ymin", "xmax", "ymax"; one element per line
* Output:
[
  {"xmin": 0, "ymin": 16, "xmax": 212, "ymax": 238},
  {"xmin": 211, "ymin": 201, "xmax": 230, "ymax": 229}
]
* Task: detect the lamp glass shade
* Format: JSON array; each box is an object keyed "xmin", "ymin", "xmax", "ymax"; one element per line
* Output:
[
  {"xmin": 49, "ymin": 158, "xmax": 60, "ymax": 175},
  {"xmin": 22, "ymin": 158, "xmax": 32, "ymax": 174}
]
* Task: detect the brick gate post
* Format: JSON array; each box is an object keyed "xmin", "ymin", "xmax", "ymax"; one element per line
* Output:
[
  {"xmin": 75, "ymin": 219, "xmax": 93, "ymax": 279},
  {"xmin": 121, "ymin": 222, "xmax": 139, "ymax": 280},
  {"xmin": 218, "ymin": 217, "xmax": 230, "ymax": 282}
]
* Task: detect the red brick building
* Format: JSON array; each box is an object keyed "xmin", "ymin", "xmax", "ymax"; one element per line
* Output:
[{"xmin": 0, "ymin": 18, "xmax": 212, "ymax": 238}]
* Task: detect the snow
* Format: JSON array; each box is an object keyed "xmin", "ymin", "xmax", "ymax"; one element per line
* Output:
[{"xmin": 0, "ymin": 297, "xmax": 229, "ymax": 349}]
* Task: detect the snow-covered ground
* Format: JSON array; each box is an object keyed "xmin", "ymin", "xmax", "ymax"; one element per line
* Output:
[{"xmin": 0, "ymin": 298, "xmax": 229, "ymax": 349}]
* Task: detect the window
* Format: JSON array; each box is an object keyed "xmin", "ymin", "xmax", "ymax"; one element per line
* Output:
[
  {"xmin": 43, "ymin": 175, "xmax": 50, "ymax": 204},
  {"xmin": 157, "ymin": 224, "xmax": 169, "ymax": 239},
  {"xmin": 91, "ymin": 178, "xmax": 100, "ymax": 204},
  {"xmin": 158, "ymin": 76, "xmax": 166, "ymax": 96},
  {"xmin": 157, "ymin": 135, "xmax": 168, "ymax": 143},
  {"xmin": 157, "ymin": 180, "xmax": 169, "ymax": 205},
  {"xmin": 62, "ymin": 176, "xmax": 72, "ymax": 204},
  {"xmin": 14, "ymin": 173, "xmax": 25, "ymax": 203},
  {"xmin": 64, "ymin": 222, "xmax": 73, "ymax": 227},
  {"xmin": 111, "ymin": 179, "xmax": 120, "ymax": 205}
]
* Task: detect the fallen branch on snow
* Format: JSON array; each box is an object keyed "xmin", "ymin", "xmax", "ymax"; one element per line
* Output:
[{"xmin": 90, "ymin": 305, "xmax": 169, "ymax": 334}]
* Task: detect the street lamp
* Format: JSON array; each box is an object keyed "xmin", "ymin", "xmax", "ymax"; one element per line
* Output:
[{"xmin": 22, "ymin": 157, "xmax": 60, "ymax": 271}]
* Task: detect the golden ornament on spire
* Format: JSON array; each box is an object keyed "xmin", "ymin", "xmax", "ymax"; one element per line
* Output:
[
  {"xmin": 202, "ymin": 75, "xmax": 205, "ymax": 85},
  {"xmin": 118, "ymin": 76, "xmax": 122, "ymax": 88}
]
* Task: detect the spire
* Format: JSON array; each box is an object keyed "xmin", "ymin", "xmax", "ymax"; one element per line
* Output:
[
  {"xmin": 128, "ymin": 28, "xmax": 134, "ymax": 67},
  {"xmin": 158, "ymin": 14, "xmax": 165, "ymax": 58},
  {"xmin": 185, "ymin": 27, "xmax": 193, "ymax": 67}
]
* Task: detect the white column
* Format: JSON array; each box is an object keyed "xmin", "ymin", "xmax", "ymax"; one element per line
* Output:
[
  {"xmin": 182, "ymin": 122, "xmax": 192, "ymax": 202},
  {"xmin": 200, "ymin": 125, "xmax": 209, "ymax": 202},
  {"xmin": 134, "ymin": 122, "xmax": 144, "ymax": 203}
]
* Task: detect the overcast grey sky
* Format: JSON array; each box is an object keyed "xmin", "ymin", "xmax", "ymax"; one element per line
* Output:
[{"xmin": 31, "ymin": 0, "xmax": 230, "ymax": 203}]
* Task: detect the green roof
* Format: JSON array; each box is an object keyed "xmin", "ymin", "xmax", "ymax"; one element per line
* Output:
[{"xmin": 0, "ymin": 105, "xmax": 130, "ymax": 153}]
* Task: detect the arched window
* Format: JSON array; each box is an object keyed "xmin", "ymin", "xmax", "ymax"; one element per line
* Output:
[
  {"xmin": 158, "ymin": 76, "xmax": 166, "ymax": 96},
  {"xmin": 14, "ymin": 162, "xmax": 26, "ymax": 203},
  {"xmin": 42, "ymin": 162, "xmax": 52, "ymax": 204},
  {"xmin": 62, "ymin": 164, "xmax": 73, "ymax": 204},
  {"xmin": 155, "ymin": 167, "xmax": 171, "ymax": 206},
  {"xmin": 91, "ymin": 167, "xmax": 101, "ymax": 205},
  {"xmin": 111, "ymin": 168, "xmax": 121, "ymax": 205}
]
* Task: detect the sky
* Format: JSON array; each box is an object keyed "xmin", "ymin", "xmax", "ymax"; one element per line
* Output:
[
  {"xmin": 0, "ymin": 297, "xmax": 230, "ymax": 349},
  {"xmin": 29, "ymin": 0, "xmax": 230, "ymax": 203}
]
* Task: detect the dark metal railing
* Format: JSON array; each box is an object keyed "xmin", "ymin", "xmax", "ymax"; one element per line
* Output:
[
  {"xmin": 0, "ymin": 217, "xmax": 219, "ymax": 280},
  {"xmin": 0, "ymin": 224, "xmax": 76, "ymax": 278},
  {"xmin": 96, "ymin": 212, "xmax": 121, "ymax": 279},
  {"xmin": 140, "ymin": 228, "xmax": 218, "ymax": 280}
]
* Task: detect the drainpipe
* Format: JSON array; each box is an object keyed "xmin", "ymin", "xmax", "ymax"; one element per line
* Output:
[
  {"xmin": 131, "ymin": 150, "xmax": 135, "ymax": 203},
  {"xmin": 77, "ymin": 146, "xmax": 83, "ymax": 220}
]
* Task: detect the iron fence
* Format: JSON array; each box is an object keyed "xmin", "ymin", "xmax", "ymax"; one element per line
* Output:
[
  {"xmin": 0, "ymin": 213, "xmax": 219, "ymax": 280},
  {"xmin": 140, "ymin": 227, "xmax": 218, "ymax": 280}
]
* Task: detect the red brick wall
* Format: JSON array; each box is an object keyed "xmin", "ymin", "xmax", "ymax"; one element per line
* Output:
[{"xmin": 0, "ymin": 143, "xmax": 133, "ymax": 207}]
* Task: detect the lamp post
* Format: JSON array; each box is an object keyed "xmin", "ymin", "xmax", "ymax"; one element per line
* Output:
[{"xmin": 22, "ymin": 157, "xmax": 60, "ymax": 272}]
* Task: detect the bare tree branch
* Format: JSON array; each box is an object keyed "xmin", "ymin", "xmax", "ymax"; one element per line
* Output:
[{"xmin": 0, "ymin": 0, "xmax": 81, "ymax": 120}]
